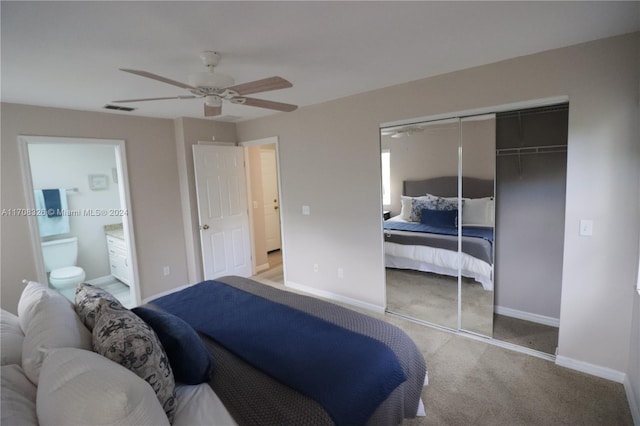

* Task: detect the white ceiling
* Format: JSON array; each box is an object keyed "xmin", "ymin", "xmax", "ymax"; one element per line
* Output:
[{"xmin": 2, "ymin": 1, "xmax": 638, "ymax": 122}]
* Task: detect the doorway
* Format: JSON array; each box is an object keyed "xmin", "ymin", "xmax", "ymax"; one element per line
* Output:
[
  {"xmin": 19, "ymin": 136, "xmax": 141, "ymax": 307},
  {"xmin": 241, "ymin": 137, "xmax": 285, "ymax": 286}
]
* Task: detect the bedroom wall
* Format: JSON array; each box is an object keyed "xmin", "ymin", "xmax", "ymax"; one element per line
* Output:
[
  {"xmin": 236, "ymin": 32, "xmax": 640, "ymax": 377},
  {"xmin": 1, "ymin": 104, "xmax": 190, "ymax": 312}
]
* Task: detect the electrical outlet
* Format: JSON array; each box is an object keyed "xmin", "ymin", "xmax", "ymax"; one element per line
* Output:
[
  {"xmin": 302, "ymin": 205, "xmax": 311, "ymax": 215},
  {"xmin": 338, "ymin": 267, "xmax": 344, "ymax": 279},
  {"xmin": 579, "ymin": 219, "xmax": 593, "ymax": 236},
  {"xmin": 163, "ymin": 266, "xmax": 171, "ymax": 276},
  {"xmin": 313, "ymin": 263, "xmax": 319, "ymax": 273}
]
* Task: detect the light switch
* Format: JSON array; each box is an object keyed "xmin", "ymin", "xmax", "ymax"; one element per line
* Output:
[
  {"xmin": 579, "ymin": 219, "xmax": 593, "ymax": 236},
  {"xmin": 302, "ymin": 205, "xmax": 311, "ymax": 215}
]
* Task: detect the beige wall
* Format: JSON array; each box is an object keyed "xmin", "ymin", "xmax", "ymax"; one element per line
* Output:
[
  {"xmin": 237, "ymin": 33, "xmax": 640, "ymax": 379},
  {"xmin": 1, "ymin": 104, "xmax": 189, "ymax": 311}
]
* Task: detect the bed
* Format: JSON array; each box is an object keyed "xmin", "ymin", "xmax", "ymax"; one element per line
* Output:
[
  {"xmin": 384, "ymin": 176, "xmax": 495, "ymax": 290},
  {"xmin": 4, "ymin": 279, "xmax": 426, "ymax": 426},
  {"xmin": 148, "ymin": 275, "xmax": 428, "ymax": 426}
]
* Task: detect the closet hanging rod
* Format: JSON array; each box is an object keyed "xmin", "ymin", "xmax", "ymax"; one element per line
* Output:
[{"xmin": 496, "ymin": 145, "xmax": 567, "ymax": 157}]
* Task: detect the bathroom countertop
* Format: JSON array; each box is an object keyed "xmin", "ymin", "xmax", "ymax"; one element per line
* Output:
[{"xmin": 104, "ymin": 223, "xmax": 125, "ymax": 240}]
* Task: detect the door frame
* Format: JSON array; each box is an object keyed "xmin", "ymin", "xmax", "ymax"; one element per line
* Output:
[
  {"xmin": 18, "ymin": 135, "xmax": 142, "ymax": 306},
  {"xmin": 238, "ymin": 136, "xmax": 285, "ymax": 279}
]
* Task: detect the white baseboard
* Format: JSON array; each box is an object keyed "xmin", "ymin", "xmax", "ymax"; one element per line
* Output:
[
  {"xmin": 624, "ymin": 375, "xmax": 640, "ymax": 426},
  {"xmin": 142, "ymin": 283, "xmax": 191, "ymax": 304},
  {"xmin": 285, "ymin": 281, "xmax": 386, "ymax": 314},
  {"xmin": 254, "ymin": 263, "xmax": 270, "ymax": 274},
  {"xmin": 555, "ymin": 355, "xmax": 626, "ymax": 383},
  {"xmin": 494, "ymin": 305, "xmax": 560, "ymax": 328}
]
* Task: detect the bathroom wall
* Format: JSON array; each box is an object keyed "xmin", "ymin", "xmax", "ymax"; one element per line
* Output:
[{"xmin": 28, "ymin": 143, "xmax": 121, "ymax": 280}]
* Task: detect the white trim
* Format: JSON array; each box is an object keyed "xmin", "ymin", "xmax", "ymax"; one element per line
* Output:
[
  {"xmin": 238, "ymin": 136, "xmax": 278, "ymax": 148},
  {"xmin": 555, "ymin": 355, "xmax": 626, "ymax": 383},
  {"xmin": 286, "ymin": 280, "xmax": 386, "ymax": 314},
  {"xmin": 494, "ymin": 305, "xmax": 560, "ymax": 328},
  {"xmin": 624, "ymin": 375, "xmax": 640, "ymax": 426},
  {"xmin": 380, "ymin": 95, "xmax": 569, "ymax": 129},
  {"xmin": 255, "ymin": 262, "xmax": 270, "ymax": 273},
  {"xmin": 17, "ymin": 135, "xmax": 142, "ymax": 306}
]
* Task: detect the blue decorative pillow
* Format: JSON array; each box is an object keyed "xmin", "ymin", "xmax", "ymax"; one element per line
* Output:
[
  {"xmin": 409, "ymin": 195, "xmax": 439, "ymax": 222},
  {"xmin": 132, "ymin": 307, "xmax": 213, "ymax": 385},
  {"xmin": 420, "ymin": 208, "xmax": 458, "ymax": 228}
]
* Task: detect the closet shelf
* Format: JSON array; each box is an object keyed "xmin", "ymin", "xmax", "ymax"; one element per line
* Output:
[{"xmin": 496, "ymin": 145, "xmax": 567, "ymax": 157}]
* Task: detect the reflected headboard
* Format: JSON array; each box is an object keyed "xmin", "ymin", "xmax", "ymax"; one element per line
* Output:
[{"xmin": 403, "ymin": 176, "xmax": 494, "ymax": 199}]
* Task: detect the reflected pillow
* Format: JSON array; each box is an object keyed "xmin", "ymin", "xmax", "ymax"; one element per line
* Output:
[
  {"xmin": 409, "ymin": 195, "xmax": 439, "ymax": 222},
  {"xmin": 420, "ymin": 208, "xmax": 458, "ymax": 228},
  {"xmin": 462, "ymin": 197, "xmax": 494, "ymax": 227}
]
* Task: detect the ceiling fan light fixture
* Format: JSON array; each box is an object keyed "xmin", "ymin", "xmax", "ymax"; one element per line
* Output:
[{"xmin": 205, "ymin": 96, "xmax": 222, "ymax": 107}]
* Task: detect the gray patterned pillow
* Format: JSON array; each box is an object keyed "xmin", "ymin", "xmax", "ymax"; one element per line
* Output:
[
  {"xmin": 437, "ymin": 196, "xmax": 462, "ymax": 211},
  {"xmin": 74, "ymin": 283, "xmax": 119, "ymax": 331},
  {"xmin": 92, "ymin": 298, "xmax": 176, "ymax": 422},
  {"xmin": 409, "ymin": 195, "xmax": 439, "ymax": 222}
]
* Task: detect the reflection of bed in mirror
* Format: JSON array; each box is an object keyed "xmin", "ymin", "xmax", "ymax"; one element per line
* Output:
[{"xmin": 383, "ymin": 177, "xmax": 494, "ymax": 290}]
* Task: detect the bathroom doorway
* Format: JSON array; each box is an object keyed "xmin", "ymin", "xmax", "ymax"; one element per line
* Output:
[{"xmin": 18, "ymin": 136, "xmax": 140, "ymax": 307}]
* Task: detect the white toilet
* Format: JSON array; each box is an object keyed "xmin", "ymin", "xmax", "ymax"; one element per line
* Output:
[{"xmin": 41, "ymin": 237, "xmax": 86, "ymax": 291}]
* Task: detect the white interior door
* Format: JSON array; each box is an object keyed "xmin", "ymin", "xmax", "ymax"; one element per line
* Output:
[
  {"xmin": 260, "ymin": 149, "xmax": 282, "ymax": 252},
  {"xmin": 193, "ymin": 145, "xmax": 252, "ymax": 280}
]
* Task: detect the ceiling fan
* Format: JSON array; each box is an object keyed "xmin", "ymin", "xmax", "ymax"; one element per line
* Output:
[
  {"xmin": 381, "ymin": 125, "xmax": 425, "ymax": 138},
  {"xmin": 113, "ymin": 51, "xmax": 297, "ymax": 117}
]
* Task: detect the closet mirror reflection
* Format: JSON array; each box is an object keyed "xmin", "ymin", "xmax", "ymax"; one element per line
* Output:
[{"xmin": 381, "ymin": 115, "xmax": 496, "ymax": 337}]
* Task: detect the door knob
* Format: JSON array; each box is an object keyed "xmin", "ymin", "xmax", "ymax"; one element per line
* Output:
[{"xmin": 201, "ymin": 224, "xmax": 210, "ymax": 230}]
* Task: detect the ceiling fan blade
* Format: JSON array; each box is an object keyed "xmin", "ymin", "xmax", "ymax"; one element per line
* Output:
[
  {"xmin": 120, "ymin": 68, "xmax": 196, "ymax": 90},
  {"xmin": 204, "ymin": 104, "xmax": 222, "ymax": 117},
  {"xmin": 227, "ymin": 76, "xmax": 292, "ymax": 96},
  {"xmin": 241, "ymin": 97, "xmax": 298, "ymax": 112},
  {"xmin": 112, "ymin": 95, "xmax": 198, "ymax": 103}
]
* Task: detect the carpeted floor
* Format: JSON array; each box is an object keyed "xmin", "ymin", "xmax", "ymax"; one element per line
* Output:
[
  {"xmin": 250, "ymin": 268, "xmax": 632, "ymax": 425},
  {"xmin": 385, "ymin": 267, "xmax": 559, "ymax": 355}
]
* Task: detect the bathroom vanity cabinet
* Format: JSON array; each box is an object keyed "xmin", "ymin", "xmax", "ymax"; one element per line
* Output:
[{"xmin": 106, "ymin": 235, "xmax": 131, "ymax": 286}]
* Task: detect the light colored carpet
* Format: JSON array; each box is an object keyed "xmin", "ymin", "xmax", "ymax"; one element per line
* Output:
[
  {"xmin": 250, "ymin": 270, "xmax": 632, "ymax": 425},
  {"xmin": 493, "ymin": 314, "xmax": 559, "ymax": 355},
  {"xmin": 386, "ymin": 268, "xmax": 493, "ymax": 336}
]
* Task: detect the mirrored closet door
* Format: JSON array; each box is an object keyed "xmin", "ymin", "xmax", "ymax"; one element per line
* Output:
[
  {"xmin": 382, "ymin": 102, "xmax": 568, "ymax": 354},
  {"xmin": 381, "ymin": 114, "xmax": 496, "ymax": 337}
]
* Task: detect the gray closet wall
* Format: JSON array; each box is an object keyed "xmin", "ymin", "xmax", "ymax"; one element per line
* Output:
[{"xmin": 494, "ymin": 105, "xmax": 569, "ymax": 321}]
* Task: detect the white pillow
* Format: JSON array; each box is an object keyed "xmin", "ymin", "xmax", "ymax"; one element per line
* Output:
[
  {"xmin": 37, "ymin": 348, "xmax": 170, "ymax": 426},
  {"xmin": 174, "ymin": 384, "xmax": 238, "ymax": 426},
  {"xmin": 399, "ymin": 196, "xmax": 413, "ymax": 221},
  {"xmin": 19, "ymin": 281, "xmax": 92, "ymax": 384},
  {"xmin": 1, "ymin": 309, "xmax": 24, "ymax": 366},
  {"xmin": 1, "ymin": 364, "xmax": 38, "ymax": 426},
  {"xmin": 462, "ymin": 197, "xmax": 494, "ymax": 227}
]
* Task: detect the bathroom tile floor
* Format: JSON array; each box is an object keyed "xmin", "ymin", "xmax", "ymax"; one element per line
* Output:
[{"xmin": 60, "ymin": 277, "xmax": 133, "ymax": 308}]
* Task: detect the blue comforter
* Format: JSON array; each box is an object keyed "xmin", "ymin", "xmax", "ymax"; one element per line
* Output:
[
  {"xmin": 384, "ymin": 221, "xmax": 494, "ymax": 244},
  {"xmin": 151, "ymin": 280, "xmax": 407, "ymax": 425}
]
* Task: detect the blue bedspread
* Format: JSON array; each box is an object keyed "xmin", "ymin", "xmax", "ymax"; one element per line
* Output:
[
  {"xmin": 151, "ymin": 280, "xmax": 407, "ymax": 425},
  {"xmin": 384, "ymin": 221, "xmax": 494, "ymax": 243}
]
